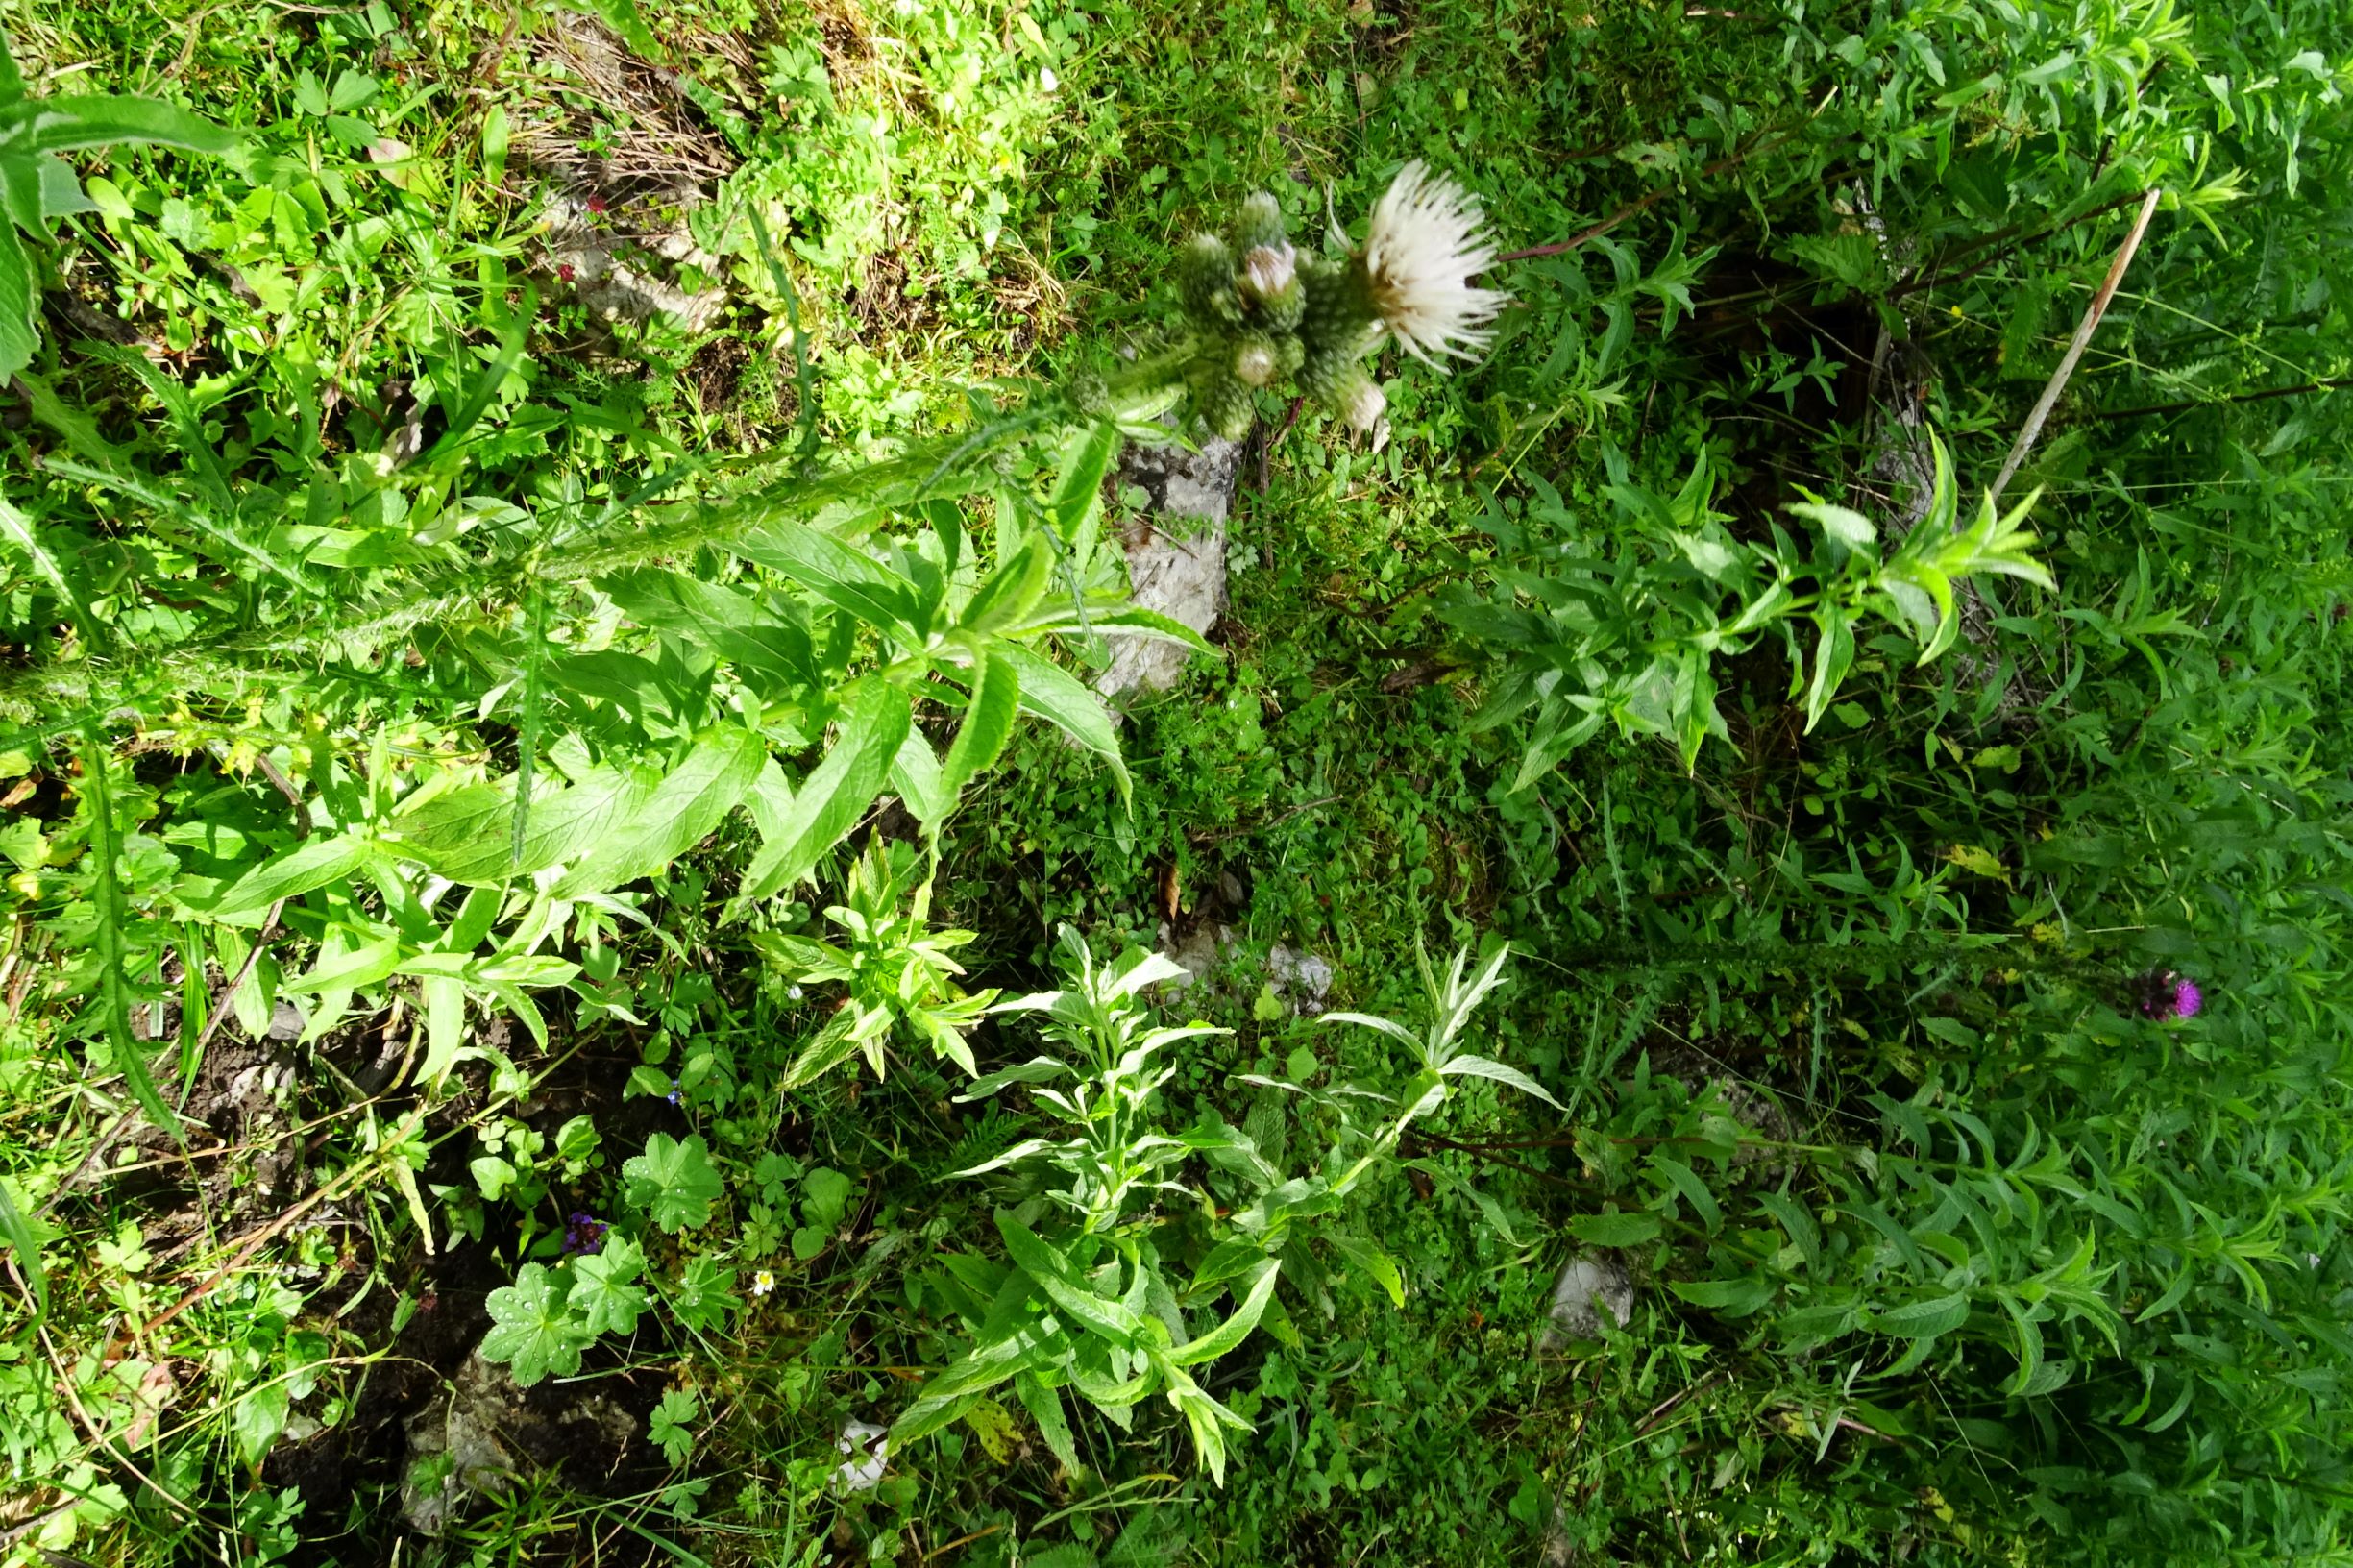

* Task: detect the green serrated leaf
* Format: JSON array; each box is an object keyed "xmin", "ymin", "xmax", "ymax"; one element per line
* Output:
[
  {"xmin": 480, "ymin": 1263, "xmax": 589, "ymax": 1386},
  {"xmin": 623, "ymin": 1133, "xmax": 723, "ymax": 1233}
]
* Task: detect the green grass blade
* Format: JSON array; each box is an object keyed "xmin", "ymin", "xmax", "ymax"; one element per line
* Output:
[{"xmin": 0, "ymin": 1172, "xmax": 46, "ymax": 1319}]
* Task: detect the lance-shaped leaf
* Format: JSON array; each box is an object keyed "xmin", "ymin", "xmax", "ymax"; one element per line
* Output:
[{"xmin": 732, "ymin": 680, "xmax": 911, "ymax": 909}]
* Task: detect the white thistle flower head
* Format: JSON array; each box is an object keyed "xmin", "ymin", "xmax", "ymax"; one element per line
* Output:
[
  {"xmin": 1360, "ymin": 159, "xmax": 1509, "ymax": 367},
  {"xmin": 1239, "ymin": 242, "xmax": 1296, "ymax": 301},
  {"xmin": 1235, "ymin": 340, "xmax": 1277, "ymax": 386},
  {"xmin": 1343, "ymin": 377, "xmax": 1385, "ymax": 433}
]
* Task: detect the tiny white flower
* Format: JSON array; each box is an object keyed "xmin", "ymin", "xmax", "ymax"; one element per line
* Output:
[
  {"xmin": 1360, "ymin": 159, "xmax": 1510, "ymax": 367},
  {"xmin": 1040, "ymin": 66, "xmax": 1060, "ymax": 93},
  {"xmin": 752, "ymin": 1269, "xmax": 776, "ymax": 1297}
]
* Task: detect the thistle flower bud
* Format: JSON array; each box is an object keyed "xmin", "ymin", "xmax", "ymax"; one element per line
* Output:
[
  {"xmin": 1234, "ymin": 333, "xmax": 1279, "ymax": 387},
  {"xmin": 1179, "ymin": 233, "xmax": 1236, "ymax": 321},
  {"xmin": 1237, "ymin": 191, "xmax": 1288, "ymax": 254},
  {"xmin": 1298, "ymin": 251, "xmax": 1379, "ymax": 357},
  {"xmin": 1195, "ymin": 370, "xmax": 1255, "ymax": 442},
  {"xmin": 1300, "ymin": 348, "xmax": 1384, "ymax": 433},
  {"xmin": 1239, "ymin": 243, "xmax": 1297, "ymax": 303},
  {"xmin": 1068, "ymin": 368, "xmax": 1112, "ymax": 417}
]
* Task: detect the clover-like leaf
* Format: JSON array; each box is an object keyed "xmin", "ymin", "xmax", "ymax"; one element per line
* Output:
[
  {"xmin": 569, "ymin": 1237, "xmax": 650, "ymax": 1337},
  {"xmin": 480, "ymin": 1262, "xmax": 590, "ymax": 1387},
  {"xmin": 622, "ymin": 1133, "xmax": 723, "ymax": 1234}
]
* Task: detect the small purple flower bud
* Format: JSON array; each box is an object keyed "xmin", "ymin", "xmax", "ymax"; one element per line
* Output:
[{"xmin": 2171, "ymin": 978, "xmax": 2202, "ymax": 1019}]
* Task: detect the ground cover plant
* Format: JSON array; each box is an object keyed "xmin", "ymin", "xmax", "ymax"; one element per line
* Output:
[{"xmin": 1, "ymin": 0, "xmax": 2349, "ymax": 1564}]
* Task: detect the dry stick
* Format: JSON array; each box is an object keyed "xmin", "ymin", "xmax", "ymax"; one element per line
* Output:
[
  {"xmin": 1987, "ymin": 188, "xmax": 2164, "ymax": 510},
  {"xmin": 2098, "ymin": 375, "xmax": 2353, "ymax": 423}
]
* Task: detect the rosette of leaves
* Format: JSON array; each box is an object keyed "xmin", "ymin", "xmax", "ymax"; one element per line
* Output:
[{"xmin": 755, "ymin": 838, "xmax": 998, "ymax": 1088}]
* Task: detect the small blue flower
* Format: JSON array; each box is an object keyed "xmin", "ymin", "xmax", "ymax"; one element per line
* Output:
[{"xmin": 666, "ymin": 1076, "xmax": 683, "ymax": 1107}]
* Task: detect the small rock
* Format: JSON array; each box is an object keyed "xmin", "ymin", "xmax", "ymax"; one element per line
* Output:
[
  {"xmin": 266, "ymin": 999, "xmax": 306, "ymax": 1041},
  {"xmin": 1540, "ymin": 1254, "xmax": 1634, "ymax": 1348},
  {"xmin": 1161, "ymin": 923, "xmax": 1236, "ymax": 991},
  {"xmin": 1099, "ymin": 429, "xmax": 1238, "ymax": 698},
  {"xmin": 1265, "ymin": 945, "xmax": 1334, "ymax": 1014}
]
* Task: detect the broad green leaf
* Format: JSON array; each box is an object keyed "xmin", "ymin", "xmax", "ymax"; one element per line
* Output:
[
  {"xmin": 570, "ymin": 1238, "xmax": 650, "ymax": 1336},
  {"xmin": 602, "ymin": 570, "xmax": 817, "ymax": 691},
  {"xmin": 959, "ymin": 536, "xmax": 1054, "ymax": 636},
  {"xmin": 1667, "ymin": 1275, "xmax": 1775, "ymax": 1316},
  {"xmin": 1790, "ymin": 500, "xmax": 1876, "ymax": 556},
  {"xmin": 1437, "ymin": 1053, "xmax": 1564, "ymax": 1110},
  {"xmin": 233, "ymin": 1381, "xmax": 290, "ymax": 1465},
  {"xmin": 939, "ymin": 650, "xmax": 1019, "ymax": 803},
  {"xmin": 1802, "ymin": 605, "xmax": 1856, "ymax": 733},
  {"xmin": 732, "ymin": 681, "xmax": 911, "ymax": 907},
  {"xmin": 551, "ymin": 726, "xmax": 764, "ymax": 896},
  {"xmin": 1868, "ymin": 1292, "xmax": 1972, "ymax": 1339},
  {"xmin": 14, "ymin": 97, "xmax": 237, "ymax": 156},
  {"xmin": 893, "ymin": 1325, "xmax": 1058, "ymax": 1439},
  {"xmin": 623, "ymin": 1133, "xmax": 723, "ymax": 1233},
  {"xmin": 1050, "ymin": 421, "xmax": 1120, "ymax": 571},
  {"xmin": 889, "ymin": 730, "xmax": 949, "ymax": 832},
  {"xmin": 0, "ymin": 491, "xmax": 96, "ymax": 635},
  {"xmin": 1170, "ymin": 1262, "xmax": 1282, "ymax": 1366},
  {"xmin": 479, "ymin": 1262, "xmax": 587, "ymax": 1386},
  {"xmin": 649, "ymin": 1386, "xmax": 699, "ymax": 1467},
  {"xmin": 0, "ymin": 223, "xmax": 30, "ymax": 380},
  {"xmin": 1317, "ymin": 1010, "xmax": 1422, "ymax": 1050},
  {"xmin": 731, "ymin": 523, "xmax": 918, "ymax": 645},
  {"xmin": 80, "ymin": 729, "xmax": 182, "ymax": 1145},
  {"xmin": 1326, "ymin": 1235, "xmax": 1405, "ymax": 1308},
  {"xmin": 0, "ymin": 1176, "xmax": 46, "ymax": 1319},
  {"xmin": 996, "ymin": 1213, "xmax": 1141, "ymax": 1345},
  {"xmin": 994, "ymin": 645, "xmax": 1128, "ymax": 804},
  {"xmin": 208, "ymin": 833, "xmax": 370, "ymax": 919},
  {"xmin": 1566, "ymin": 1211, "xmax": 1663, "ymax": 1248},
  {"xmin": 1015, "ymin": 1371, "xmax": 1082, "ymax": 1475},
  {"xmin": 277, "ymin": 935, "xmax": 402, "ymax": 996},
  {"xmin": 397, "ymin": 764, "xmax": 655, "ymax": 885},
  {"xmin": 418, "ymin": 975, "xmax": 467, "ymax": 1092},
  {"xmin": 1649, "ymin": 1157, "xmax": 1724, "ymax": 1234}
]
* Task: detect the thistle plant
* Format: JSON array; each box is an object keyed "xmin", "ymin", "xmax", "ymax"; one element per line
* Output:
[{"xmin": 1170, "ymin": 161, "xmax": 1510, "ymax": 441}]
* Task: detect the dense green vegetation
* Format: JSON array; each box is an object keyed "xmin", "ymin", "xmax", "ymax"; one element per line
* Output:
[{"xmin": 1, "ymin": 0, "xmax": 2349, "ymax": 1564}]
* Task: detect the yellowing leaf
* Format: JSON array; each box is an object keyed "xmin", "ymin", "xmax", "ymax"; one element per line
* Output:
[
  {"xmin": 963, "ymin": 1397, "xmax": 1019, "ymax": 1462},
  {"xmin": 1944, "ymin": 845, "xmax": 2008, "ymax": 881}
]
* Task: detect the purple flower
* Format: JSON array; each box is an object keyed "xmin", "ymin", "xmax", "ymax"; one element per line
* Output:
[
  {"xmin": 2170, "ymin": 977, "xmax": 2203, "ymax": 1019},
  {"xmin": 2130, "ymin": 969, "xmax": 2205, "ymax": 1021},
  {"xmin": 563, "ymin": 1212, "xmax": 608, "ymax": 1256},
  {"xmin": 666, "ymin": 1076, "xmax": 683, "ymax": 1107}
]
